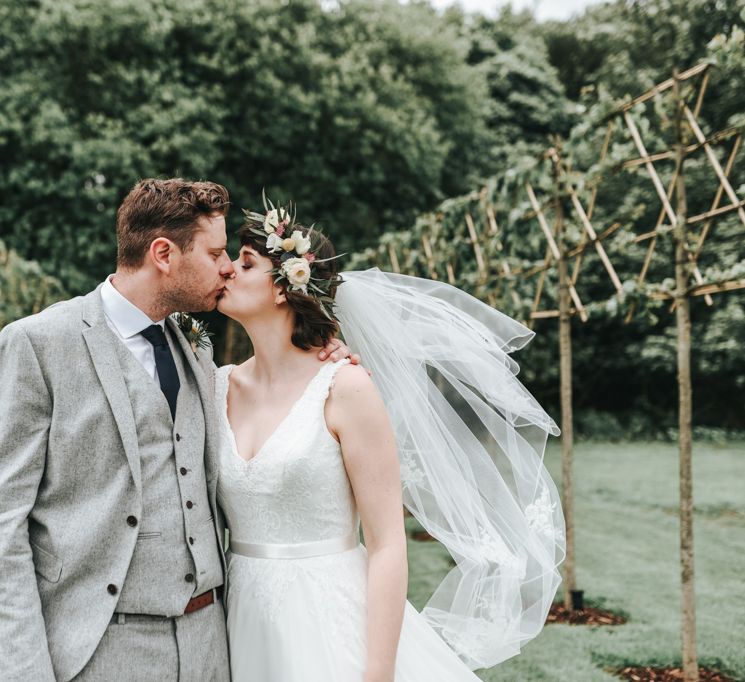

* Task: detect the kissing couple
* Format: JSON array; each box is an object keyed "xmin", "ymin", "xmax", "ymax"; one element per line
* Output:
[{"xmin": 0, "ymin": 178, "xmax": 565, "ymax": 681}]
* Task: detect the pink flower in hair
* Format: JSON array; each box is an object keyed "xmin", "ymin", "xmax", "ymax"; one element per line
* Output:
[
  {"xmin": 275, "ymin": 224, "xmax": 286, "ymax": 237},
  {"xmin": 303, "ymin": 252, "xmax": 316, "ymax": 262}
]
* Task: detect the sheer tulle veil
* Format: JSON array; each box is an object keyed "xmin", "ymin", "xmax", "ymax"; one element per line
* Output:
[{"xmin": 334, "ymin": 269, "xmax": 565, "ymax": 670}]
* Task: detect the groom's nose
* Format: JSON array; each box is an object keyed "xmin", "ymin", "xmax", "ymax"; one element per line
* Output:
[{"xmin": 219, "ymin": 252, "xmax": 235, "ymax": 277}]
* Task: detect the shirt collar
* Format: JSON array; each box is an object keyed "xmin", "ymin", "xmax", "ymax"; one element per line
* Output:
[{"xmin": 100, "ymin": 275, "xmax": 166, "ymax": 339}]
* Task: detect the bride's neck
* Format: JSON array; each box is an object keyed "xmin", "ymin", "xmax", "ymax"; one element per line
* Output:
[{"xmin": 239, "ymin": 317, "xmax": 316, "ymax": 384}]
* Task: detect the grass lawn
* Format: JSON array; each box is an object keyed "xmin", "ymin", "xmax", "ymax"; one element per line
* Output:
[{"xmin": 405, "ymin": 440, "xmax": 745, "ymax": 682}]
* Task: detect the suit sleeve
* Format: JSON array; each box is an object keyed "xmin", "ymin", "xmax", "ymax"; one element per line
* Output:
[{"xmin": 0, "ymin": 323, "xmax": 56, "ymax": 681}]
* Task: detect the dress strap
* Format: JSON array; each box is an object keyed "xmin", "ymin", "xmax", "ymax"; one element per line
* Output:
[
  {"xmin": 215, "ymin": 364, "xmax": 235, "ymax": 407},
  {"xmin": 304, "ymin": 358, "xmax": 350, "ymax": 406}
]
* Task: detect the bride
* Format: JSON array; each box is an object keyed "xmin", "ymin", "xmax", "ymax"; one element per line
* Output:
[{"xmin": 215, "ymin": 198, "xmax": 564, "ymax": 681}]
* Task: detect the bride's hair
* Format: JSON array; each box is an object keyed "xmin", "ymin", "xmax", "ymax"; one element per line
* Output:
[{"xmin": 238, "ymin": 224, "xmax": 341, "ymax": 350}]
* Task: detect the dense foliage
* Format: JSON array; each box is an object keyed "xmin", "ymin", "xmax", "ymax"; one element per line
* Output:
[
  {"xmin": 0, "ymin": 240, "xmax": 67, "ymax": 328},
  {"xmin": 1, "ymin": 0, "xmax": 743, "ymax": 430},
  {"xmin": 350, "ymin": 3, "xmax": 745, "ymax": 433},
  {"xmin": 0, "ymin": 0, "xmax": 510, "ymax": 291}
]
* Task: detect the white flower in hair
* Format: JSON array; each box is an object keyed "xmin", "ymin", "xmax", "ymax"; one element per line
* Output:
[
  {"xmin": 266, "ymin": 233, "xmax": 284, "ymax": 253},
  {"xmin": 291, "ymin": 230, "xmax": 311, "ymax": 255},
  {"xmin": 264, "ymin": 209, "xmax": 279, "ymax": 233},
  {"xmin": 282, "ymin": 257, "xmax": 312, "ymax": 293}
]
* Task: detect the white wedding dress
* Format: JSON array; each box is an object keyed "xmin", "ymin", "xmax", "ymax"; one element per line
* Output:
[{"xmin": 216, "ymin": 359, "xmax": 481, "ymax": 681}]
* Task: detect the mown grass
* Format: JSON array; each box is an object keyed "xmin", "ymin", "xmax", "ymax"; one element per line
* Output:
[{"xmin": 405, "ymin": 441, "xmax": 745, "ymax": 682}]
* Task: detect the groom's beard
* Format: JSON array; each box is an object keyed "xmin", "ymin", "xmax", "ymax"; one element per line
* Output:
[{"xmin": 160, "ymin": 270, "xmax": 226, "ymax": 314}]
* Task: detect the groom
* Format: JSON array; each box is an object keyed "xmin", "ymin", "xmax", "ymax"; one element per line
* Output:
[{"xmin": 0, "ymin": 178, "xmax": 354, "ymax": 681}]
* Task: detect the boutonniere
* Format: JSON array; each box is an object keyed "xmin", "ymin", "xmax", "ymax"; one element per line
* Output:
[{"xmin": 171, "ymin": 313, "xmax": 213, "ymax": 356}]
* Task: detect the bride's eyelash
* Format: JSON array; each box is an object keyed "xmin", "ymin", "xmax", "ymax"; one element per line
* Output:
[{"xmin": 242, "ymin": 264, "xmax": 252, "ymax": 270}]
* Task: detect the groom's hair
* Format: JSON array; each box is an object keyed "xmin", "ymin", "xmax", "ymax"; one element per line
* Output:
[{"xmin": 116, "ymin": 178, "xmax": 230, "ymax": 268}]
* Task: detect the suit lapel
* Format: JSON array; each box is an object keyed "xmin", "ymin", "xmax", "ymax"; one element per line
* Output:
[{"xmin": 82, "ymin": 287, "xmax": 142, "ymax": 492}]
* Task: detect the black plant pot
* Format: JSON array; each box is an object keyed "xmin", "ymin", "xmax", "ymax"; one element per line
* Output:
[{"xmin": 571, "ymin": 589, "xmax": 584, "ymax": 610}]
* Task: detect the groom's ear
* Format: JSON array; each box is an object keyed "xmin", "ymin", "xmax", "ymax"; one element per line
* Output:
[{"xmin": 150, "ymin": 237, "xmax": 176, "ymax": 273}]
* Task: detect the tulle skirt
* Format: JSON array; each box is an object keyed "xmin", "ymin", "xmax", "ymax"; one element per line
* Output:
[{"xmin": 226, "ymin": 545, "xmax": 480, "ymax": 681}]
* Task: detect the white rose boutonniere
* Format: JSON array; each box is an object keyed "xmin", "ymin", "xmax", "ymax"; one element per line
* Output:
[{"xmin": 281, "ymin": 257, "xmax": 312, "ymax": 293}]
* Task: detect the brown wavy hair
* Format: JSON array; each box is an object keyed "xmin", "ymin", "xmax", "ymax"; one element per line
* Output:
[
  {"xmin": 116, "ymin": 178, "xmax": 230, "ymax": 268},
  {"xmin": 238, "ymin": 223, "xmax": 341, "ymax": 350}
]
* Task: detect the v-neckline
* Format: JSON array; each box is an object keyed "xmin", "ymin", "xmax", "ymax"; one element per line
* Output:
[{"xmin": 223, "ymin": 362, "xmax": 331, "ymax": 466}]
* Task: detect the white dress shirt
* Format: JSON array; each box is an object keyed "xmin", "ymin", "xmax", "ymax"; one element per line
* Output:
[{"xmin": 100, "ymin": 275, "xmax": 166, "ymax": 382}]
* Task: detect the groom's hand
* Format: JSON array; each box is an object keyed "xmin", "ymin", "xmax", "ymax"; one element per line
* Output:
[{"xmin": 318, "ymin": 338, "xmax": 361, "ymax": 366}]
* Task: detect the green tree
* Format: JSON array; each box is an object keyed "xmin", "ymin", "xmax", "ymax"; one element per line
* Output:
[
  {"xmin": 0, "ymin": 0, "xmax": 497, "ymax": 292},
  {"xmin": 0, "ymin": 240, "xmax": 67, "ymax": 329}
]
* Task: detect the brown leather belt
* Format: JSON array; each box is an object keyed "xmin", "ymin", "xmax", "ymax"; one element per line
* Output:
[
  {"xmin": 184, "ymin": 586, "xmax": 223, "ymax": 614},
  {"xmin": 110, "ymin": 586, "xmax": 223, "ymax": 624}
]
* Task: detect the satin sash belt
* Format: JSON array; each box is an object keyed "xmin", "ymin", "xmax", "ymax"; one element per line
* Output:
[{"xmin": 230, "ymin": 532, "xmax": 360, "ymax": 559}]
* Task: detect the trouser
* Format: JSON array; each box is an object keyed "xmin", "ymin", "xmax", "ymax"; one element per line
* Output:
[{"xmin": 73, "ymin": 599, "xmax": 230, "ymax": 681}]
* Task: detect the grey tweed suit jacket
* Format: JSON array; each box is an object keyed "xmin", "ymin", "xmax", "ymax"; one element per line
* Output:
[{"xmin": 0, "ymin": 286, "xmax": 226, "ymax": 682}]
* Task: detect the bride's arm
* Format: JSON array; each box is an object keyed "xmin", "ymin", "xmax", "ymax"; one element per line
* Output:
[{"xmin": 326, "ymin": 365, "xmax": 407, "ymax": 682}]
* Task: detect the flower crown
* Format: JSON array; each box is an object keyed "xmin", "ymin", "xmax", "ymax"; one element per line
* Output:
[{"xmin": 242, "ymin": 191, "xmax": 344, "ymax": 320}]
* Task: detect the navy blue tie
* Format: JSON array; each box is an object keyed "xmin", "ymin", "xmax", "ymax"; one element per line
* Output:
[{"xmin": 141, "ymin": 325, "xmax": 180, "ymax": 419}]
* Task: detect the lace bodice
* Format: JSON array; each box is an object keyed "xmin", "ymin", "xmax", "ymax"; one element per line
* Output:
[{"xmin": 216, "ymin": 359, "xmax": 359, "ymax": 546}]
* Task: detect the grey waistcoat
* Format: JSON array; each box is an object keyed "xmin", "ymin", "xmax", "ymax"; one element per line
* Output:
[{"xmin": 113, "ymin": 327, "xmax": 223, "ymax": 615}]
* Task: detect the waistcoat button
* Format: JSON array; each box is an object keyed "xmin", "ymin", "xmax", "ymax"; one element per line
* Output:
[
  {"xmin": 189, "ymin": 537, "xmax": 195, "ymax": 545},
  {"xmin": 126, "ymin": 516, "xmax": 138, "ymax": 527},
  {"xmin": 185, "ymin": 573, "xmax": 195, "ymax": 583},
  {"xmin": 107, "ymin": 584, "xmax": 118, "ymax": 595},
  {"xmin": 176, "ymin": 433, "xmax": 181, "ymax": 442},
  {"xmin": 186, "ymin": 501, "xmax": 193, "ymax": 509},
  {"xmin": 180, "ymin": 467, "xmax": 188, "ymax": 476}
]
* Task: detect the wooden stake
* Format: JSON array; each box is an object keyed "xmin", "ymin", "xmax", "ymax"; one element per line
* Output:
[
  {"xmin": 684, "ymin": 106, "xmax": 745, "ymax": 227},
  {"xmin": 556, "ymin": 175, "xmax": 576, "ymax": 612},
  {"xmin": 445, "ymin": 262, "xmax": 456, "ymax": 285},
  {"xmin": 525, "ymin": 183, "xmax": 588, "ymax": 321},
  {"xmin": 421, "ymin": 234, "xmax": 438, "ymax": 280},
  {"xmin": 465, "ymin": 212, "xmax": 487, "ymax": 278},
  {"xmin": 388, "ymin": 243, "xmax": 401, "ymax": 274},
  {"xmin": 614, "ymin": 62, "xmax": 708, "ymax": 114},
  {"xmin": 486, "ymin": 205, "xmax": 499, "ymax": 236},
  {"xmin": 567, "ymin": 188, "xmax": 624, "ymax": 293},
  {"xmin": 692, "ymin": 135, "xmax": 742, "ymax": 254},
  {"xmin": 673, "ymin": 73, "xmax": 699, "ymax": 682}
]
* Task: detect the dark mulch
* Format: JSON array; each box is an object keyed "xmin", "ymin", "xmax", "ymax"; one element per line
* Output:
[
  {"xmin": 613, "ymin": 666, "xmax": 737, "ymax": 682},
  {"xmin": 547, "ymin": 602, "xmax": 627, "ymax": 626}
]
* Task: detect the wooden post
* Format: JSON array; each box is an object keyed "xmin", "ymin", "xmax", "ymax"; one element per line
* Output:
[
  {"xmin": 672, "ymin": 72, "xmax": 699, "ymax": 682},
  {"xmin": 388, "ymin": 243, "xmax": 401, "ymax": 274},
  {"xmin": 554, "ymin": 161, "xmax": 577, "ymax": 611}
]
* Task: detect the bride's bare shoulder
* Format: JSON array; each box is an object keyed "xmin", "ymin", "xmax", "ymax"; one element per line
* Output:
[
  {"xmin": 331, "ymin": 362, "xmax": 374, "ymax": 392},
  {"xmin": 327, "ymin": 363, "xmax": 382, "ymax": 419}
]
